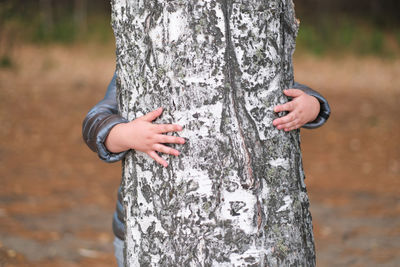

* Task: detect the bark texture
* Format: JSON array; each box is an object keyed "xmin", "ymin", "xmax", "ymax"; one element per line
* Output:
[{"xmin": 111, "ymin": 0, "xmax": 315, "ymax": 266}]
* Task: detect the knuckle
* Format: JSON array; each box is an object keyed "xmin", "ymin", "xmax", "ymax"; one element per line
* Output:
[
  {"xmin": 283, "ymin": 103, "xmax": 290, "ymax": 110},
  {"xmin": 161, "ymin": 135, "xmax": 169, "ymax": 143},
  {"xmin": 151, "ymin": 136, "xmax": 159, "ymax": 145},
  {"xmin": 149, "ymin": 124, "xmax": 157, "ymax": 132}
]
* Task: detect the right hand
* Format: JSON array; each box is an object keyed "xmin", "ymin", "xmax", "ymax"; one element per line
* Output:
[{"xmin": 105, "ymin": 107, "xmax": 185, "ymax": 167}]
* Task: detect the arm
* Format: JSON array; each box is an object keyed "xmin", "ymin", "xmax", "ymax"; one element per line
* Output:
[
  {"xmin": 82, "ymin": 73, "xmax": 129, "ymax": 162},
  {"xmin": 273, "ymin": 82, "xmax": 331, "ymax": 131},
  {"xmin": 293, "ymin": 82, "xmax": 331, "ymax": 129},
  {"xmin": 82, "ymin": 72, "xmax": 186, "ymax": 166}
]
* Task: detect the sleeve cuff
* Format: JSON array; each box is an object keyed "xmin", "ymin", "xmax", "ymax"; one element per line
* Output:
[
  {"xmin": 95, "ymin": 115, "xmax": 129, "ymax": 163},
  {"xmin": 293, "ymin": 82, "xmax": 331, "ymax": 129}
]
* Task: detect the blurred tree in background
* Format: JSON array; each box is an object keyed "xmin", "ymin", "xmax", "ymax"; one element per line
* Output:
[
  {"xmin": 296, "ymin": 0, "xmax": 400, "ymax": 26},
  {"xmin": 294, "ymin": 0, "xmax": 400, "ymax": 55},
  {"xmin": 0, "ymin": 0, "xmax": 399, "ymax": 64},
  {"xmin": 0, "ymin": 0, "xmax": 111, "ymax": 43}
]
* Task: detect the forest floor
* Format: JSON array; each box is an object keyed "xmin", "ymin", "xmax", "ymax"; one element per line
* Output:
[{"xmin": 0, "ymin": 44, "xmax": 399, "ymax": 267}]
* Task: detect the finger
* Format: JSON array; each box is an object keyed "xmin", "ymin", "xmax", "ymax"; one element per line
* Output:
[
  {"xmin": 273, "ymin": 112, "xmax": 296, "ymax": 127},
  {"xmin": 155, "ymin": 134, "xmax": 186, "ymax": 144},
  {"xmin": 154, "ymin": 123, "xmax": 183, "ymax": 134},
  {"xmin": 148, "ymin": 151, "xmax": 168, "ymax": 167},
  {"xmin": 279, "ymin": 120, "xmax": 299, "ymax": 131},
  {"xmin": 284, "ymin": 89, "xmax": 303, "ymax": 98},
  {"xmin": 285, "ymin": 126, "xmax": 299, "ymax": 132},
  {"xmin": 274, "ymin": 101, "xmax": 295, "ymax": 113},
  {"xmin": 153, "ymin": 144, "xmax": 180, "ymax": 156},
  {"xmin": 140, "ymin": 107, "xmax": 163, "ymax": 122}
]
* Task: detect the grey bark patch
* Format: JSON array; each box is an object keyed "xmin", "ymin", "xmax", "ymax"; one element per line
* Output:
[{"xmin": 111, "ymin": 0, "xmax": 315, "ymax": 266}]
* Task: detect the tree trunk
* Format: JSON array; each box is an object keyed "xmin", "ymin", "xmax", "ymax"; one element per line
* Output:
[{"xmin": 111, "ymin": 0, "xmax": 315, "ymax": 266}]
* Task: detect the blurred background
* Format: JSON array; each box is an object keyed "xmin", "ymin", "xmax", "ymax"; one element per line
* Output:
[{"xmin": 0, "ymin": 0, "xmax": 399, "ymax": 266}]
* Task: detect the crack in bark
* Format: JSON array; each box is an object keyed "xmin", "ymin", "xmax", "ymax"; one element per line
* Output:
[
  {"xmin": 221, "ymin": 0, "xmax": 267, "ymax": 233},
  {"xmin": 142, "ymin": 10, "xmax": 159, "ymax": 74},
  {"xmin": 220, "ymin": 0, "xmax": 255, "ymax": 191}
]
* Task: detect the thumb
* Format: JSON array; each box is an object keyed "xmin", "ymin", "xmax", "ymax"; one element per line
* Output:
[
  {"xmin": 284, "ymin": 89, "xmax": 303, "ymax": 98},
  {"xmin": 140, "ymin": 107, "xmax": 163, "ymax": 122}
]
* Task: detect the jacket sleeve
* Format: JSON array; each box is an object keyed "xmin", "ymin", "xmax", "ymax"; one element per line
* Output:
[
  {"xmin": 82, "ymin": 72, "xmax": 129, "ymax": 163},
  {"xmin": 293, "ymin": 82, "xmax": 331, "ymax": 129}
]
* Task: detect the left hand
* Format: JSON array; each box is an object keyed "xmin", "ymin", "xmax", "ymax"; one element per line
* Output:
[{"xmin": 273, "ymin": 89, "xmax": 320, "ymax": 131}]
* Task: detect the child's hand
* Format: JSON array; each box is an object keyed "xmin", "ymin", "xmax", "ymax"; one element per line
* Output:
[
  {"xmin": 105, "ymin": 107, "xmax": 185, "ymax": 167},
  {"xmin": 273, "ymin": 89, "xmax": 320, "ymax": 131}
]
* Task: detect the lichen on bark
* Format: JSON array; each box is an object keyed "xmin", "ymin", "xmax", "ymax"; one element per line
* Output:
[{"xmin": 111, "ymin": 0, "xmax": 315, "ymax": 266}]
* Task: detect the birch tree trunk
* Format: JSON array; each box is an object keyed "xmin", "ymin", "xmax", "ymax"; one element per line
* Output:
[{"xmin": 111, "ymin": 0, "xmax": 315, "ymax": 266}]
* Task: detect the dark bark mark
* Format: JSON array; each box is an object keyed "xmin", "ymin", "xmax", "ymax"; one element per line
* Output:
[
  {"xmin": 220, "ymin": 0, "xmax": 255, "ymax": 191},
  {"xmin": 220, "ymin": 0, "xmax": 268, "ymax": 233}
]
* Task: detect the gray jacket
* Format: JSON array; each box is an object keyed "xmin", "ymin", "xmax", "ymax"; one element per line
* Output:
[{"xmin": 82, "ymin": 73, "xmax": 331, "ymax": 240}]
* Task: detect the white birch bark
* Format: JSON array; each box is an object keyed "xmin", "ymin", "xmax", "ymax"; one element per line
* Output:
[{"xmin": 111, "ymin": 0, "xmax": 315, "ymax": 266}]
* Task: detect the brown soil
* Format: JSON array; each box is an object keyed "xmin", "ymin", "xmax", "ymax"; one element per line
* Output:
[{"xmin": 0, "ymin": 44, "xmax": 399, "ymax": 266}]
